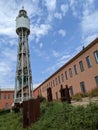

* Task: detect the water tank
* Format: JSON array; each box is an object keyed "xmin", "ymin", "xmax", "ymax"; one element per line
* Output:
[{"xmin": 16, "ymin": 9, "xmax": 30, "ymax": 35}]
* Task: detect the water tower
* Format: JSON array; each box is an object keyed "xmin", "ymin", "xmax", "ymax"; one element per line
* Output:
[{"xmin": 14, "ymin": 7, "xmax": 33, "ymax": 103}]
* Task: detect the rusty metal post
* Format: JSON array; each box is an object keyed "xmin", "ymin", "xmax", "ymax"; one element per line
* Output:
[{"xmin": 23, "ymin": 99, "xmax": 40, "ymax": 128}]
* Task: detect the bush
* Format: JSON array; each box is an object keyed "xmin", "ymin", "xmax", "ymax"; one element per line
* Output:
[
  {"xmin": 72, "ymin": 93, "xmax": 82, "ymax": 101},
  {"xmin": 71, "ymin": 88, "xmax": 98, "ymax": 101},
  {"xmin": 0, "ymin": 109, "xmax": 10, "ymax": 115},
  {"xmin": 1, "ymin": 102, "xmax": 98, "ymax": 130},
  {"xmin": 81, "ymin": 92, "xmax": 89, "ymax": 97},
  {"xmin": 0, "ymin": 110, "xmax": 23, "ymax": 130},
  {"xmin": 88, "ymin": 88, "xmax": 98, "ymax": 98},
  {"xmin": 32, "ymin": 102, "xmax": 98, "ymax": 130},
  {"xmin": 37, "ymin": 95, "xmax": 46, "ymax": 103}
]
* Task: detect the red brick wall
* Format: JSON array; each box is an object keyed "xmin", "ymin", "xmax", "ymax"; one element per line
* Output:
[
  {"xmin": 33, "ymin": 87, "xmax": 41, "ymax": 99},
  {"xmin": 0, "ymin": 91, "xmax": 14, "ymax": 110},
  {"xmin": 33, "ymin": 39, "xmax": 98, "ymax": 100}
]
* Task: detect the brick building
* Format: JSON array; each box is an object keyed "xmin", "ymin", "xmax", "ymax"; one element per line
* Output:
[
  {"xmin": 0, "ymin": 88, "xmax": 14, "ymax": 110},
  {"xmin": 33, "ymin": 38, "xmax": 98, "ymax": 100}
]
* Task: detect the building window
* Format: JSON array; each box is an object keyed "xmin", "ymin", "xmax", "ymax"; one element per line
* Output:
[
  {"xmin": 61, "ymin": 74, "xmax": 64, "ymax": 82},
  {"xmin": 55, "ymin": 78, "xmax": 58, "ymax": 85},
  {"xmin": 86, "ymin": 56, "xmax": 92, "ymax": 68},
  {"xmin": 43, "ymin": 86, "xmax": 47, "ymax": 92},
  {"xmin": 53, "ymin": 80, "xmax": 55, "ymax": 87},
  {"xmin": 38, "ymin": 90, "xmax": 40, "ymax": 95},
  {"xmin": 58, "ymin": 76, "xmax": 61, "ymax": 84},
  {"xmin": 55, "ymin": 92, "xmax": 58, "ymax": 100},
  {"xmin": 65, "ymin": 71, "xmax": 68, "ymax": 80},
  {"xmin": 42, "ymin": 87, "xmax": 44, "ymax": 92},
  {"xmin": 51, "ymin": 81, "xmax": 52, "ymax": 88},
  {"xmin": 8, "ymin": 94, "xmax": 10, "ymax": 99},
  {"xmin": 80, "ymin": 81, "xmax": 86, "ymax": 93},
  {"xmin": 4, "ymin": 94, "xmax": 6, "ymax": 99},
  {"xmin": 39, "ymin": 89, "xmax": 41, "ymax": 95},
  {"xmin": 43, "ymin": 86, "xmax": 45, "ymax": 91},
  {"xmin": 74, "ymin": 64, "xmax": 78, "ymax": 75},
  {"xmin": 69, "ymin": 86, "xmax": 74, "ymax": 96},
  {"xmin": 94, "ymin": 50, "xmax": 98, "ymax": 63},
  {"xmin": 0, "ymin": 94, "xmax": 1, "ymax": 99},
  {"xmin": 79, "ymin": 61, "xmax": 84, "ymax": 72},
  {"xmin": 5, "ymin": 103, "xmax": 8, "ymax": 109},
  {"xmin": 69, "ymin": 68, "xmax": 73, "ymax": 78},
  {"xmin": 95, "ymin": 76, "xmax": 98, "ymax": 87},
  {"xmin": 49, "ymin": 82, "xmax": 50, "ymax": 88},
  {"xmin": 46, "ymin": 84, "xmax": 49, "ymax": 89},
  {"xmin": 46, "ymin": 86, "xmax": 47, "ymax": 91}
]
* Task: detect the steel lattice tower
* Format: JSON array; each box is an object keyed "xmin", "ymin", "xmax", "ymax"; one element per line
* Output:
[{"xmin": 14, "ymin": 8, "xmax": 32, "ymax": 103}]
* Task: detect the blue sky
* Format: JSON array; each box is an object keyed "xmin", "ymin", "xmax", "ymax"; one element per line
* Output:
[{"xmin": 0, "ymin": 0, "xmax": 98, "ymax": 89}]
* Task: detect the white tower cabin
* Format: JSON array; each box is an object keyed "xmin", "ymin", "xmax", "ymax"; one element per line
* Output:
[{"xmin": 14, "ymin": 8, "xmax": 32, "ymax": 103}]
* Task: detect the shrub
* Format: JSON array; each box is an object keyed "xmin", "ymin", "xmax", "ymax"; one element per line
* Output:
[
  {"xmin": 0, "ymin": 109, "xmax": 10, "ymax": 115},
  {"xmin": 37, "ymin": 95, "xmax": 46, "ymax": 103},
  {"xmin": 32, "ymin": 102, "xmax": 98, "ymax": 130},
  {"xmin": 72, "ymin": 93, "xmax": 82, "ymax": 101},
  {"xmin": 88, "ymin": 88, "xmax": 98, "ymax": 98},
  {"xmin": 81, "ymin": 92, "xmax": 89, "ymax": 97},
  {"xmin": 1, "ymin": 102, "xmax": 98, "ymax": 130}
]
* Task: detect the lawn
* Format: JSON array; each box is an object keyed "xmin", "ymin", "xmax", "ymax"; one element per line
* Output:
[{"xmin": 0, "ymin": 102, "xmax": 98, "ymax": 130}]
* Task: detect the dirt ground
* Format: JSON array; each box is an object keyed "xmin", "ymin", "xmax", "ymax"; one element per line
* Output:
[{"xmin": 71, "ymin": 97, "xmax": 98, "ymax": 106}]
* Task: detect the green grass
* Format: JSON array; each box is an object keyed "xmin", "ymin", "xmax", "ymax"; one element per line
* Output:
[
  {"xmin": 1, "ymin": 102, "xmax": 98, "ymax": 130},
  {"xmin": 72, "ymin": 88, "xmax": 98, "ymax": 101},
  {"xmin": 72, "ymin": 93, "xmax": 83, "ymax": 101},
  {"xmin": 89, "ymin": 88, "xmax": 98, "ymax": 98},
  {"xmin": 32, "ymin": 102, "xmax": 98, "ymax": 130},
  {"xmin": 0, "ymin": 110, "xmax": 23, "ymax": 130}
]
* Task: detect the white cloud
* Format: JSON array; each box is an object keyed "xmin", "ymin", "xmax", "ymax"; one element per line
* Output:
[
  {"xmin": 68, "ymin": 0, "xmax": 78, "ymax": 16},
  {"xmin": 54, "ymin": 4, "xmax": 68, "ymax": 19},
  {"xmin": 32, "ymin": 46, "xmax": 49, "ymax": 60},
  {"xmin": 68, "ymin": 0, "xmax": 98, "ymax": 46},
  {"xmin": 42, "ymin": 52, "xmax": 72, "ymax": 75},
  {"xmin": 32, "ymin": 47, "xmax": 43, "ymax": 56},
  {"xmin": 0, "ymin": 0, "xmax": 54, "ymax": 88},
  {"xmin": 31, "ymin": 24, "xmax": 51, "ymax": 42},
  {"xmin": 39, "ymin": 43, "xmax": 43, "ymax": 48},
  {"xmin": 52, "ymin": 50, "xmax": 60, "ymax": 58},
  {"xmin": 69, "ymin": 0, "xmax": 75, "ymax": 6},
  {"xmin": 0, "ymin": 0, "xmax": 54, "ymax": 43},
  {"xmin": 82, "ymin": 34, "xmax": 98, "ymax": 46},
  {"xmin": 60, "ymin": 55, "xmax": 71, "ymax": 61},
  {"xmin": 58, "ymin": 29, "xmax": 66, "ymax": 37},
  {"xmin": 43, "ymin": 0, "xmax": 57, "ymax": 22},
  {"xmin": 82, "ymin": 0, "xmax": 95, "ymax": 15},
  {"xmin": 81, "ymin": 11, "xmax": 98, "ymax": 35},
  {"xmin": 42, "ymin": 65, "xmax": 57, "ymax": 74},
  {"xmin": 68, "ymin": 0, "xmax": 95, "ymax": 17},
  {"xmin": 0, "ymin": 62, "xmax": 11, "ymax": 76},
  {"xmin": 61, "ymin": 4, "xmax": 68, "ymax": 16},
  {"xmin": 75, "ymin": 34, "xmax": 98, "ymax": 55},
  {"xmin": 56, "ymin": 54, "xmax": 72, "ymax": 68},
  {"xmin": 54, "ymin": 12, "xmax": 62, "ymax": 19},
  {"xmin": 44, "ymin": 0, "xmax": 56, "ymax": 12},
  {"xmin": 0, "ymin": 58, "xmax": 16, "ymax": 88},
  {"xmin": 81, "ymin": 8, "xmax": 98, "ymax": 45},
  {"xmin": 1, "ymin": 48, "xmax": 17, "ymax": 62},
  {"xmin": 0, "ymin": 45, "xmax": 17, "ymax": 88},
  {"xmin": 0, "ymin": 0, "xmax": 40, "ymax": 37},
  {"xmin": 0, "ymin": 37, "xmax": 17, "ymax": 47},
  {"xmin": 33, "ymin": 82, "xmax": 41, "ymax": 89}
]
